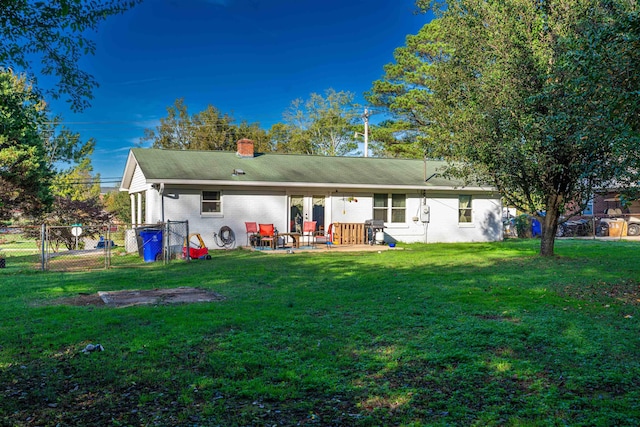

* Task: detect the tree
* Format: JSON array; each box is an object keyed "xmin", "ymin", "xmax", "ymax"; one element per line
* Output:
[
  {"xmin": 142, "ymin": 98, "xmax": 271, "ymax": 152},
  {"xmin": 36, "ymin": 196, "xmax": 113, "ymax": 250},
  {"xmin": 234, "ymin": 120, "xmax": 272, "ymax": 153},
  {"xmin": 284, "ymin": 89, "xmax": 360, "ymax": 156},
  {"xmin": 373, "ymin": 0, "xmax": 639, "ymax": 256},
  {"xmin": 1, "ymin": 69, "xmax": 103, "ymax": 222},
  {"xmin": 0, "ymin": 69, "xmax": 53, "ymax": 221},
  {"xmin": 51, "ymin": 158, "xmax": 101, "ymax": 202},
  {"xmin": 366, "ymin": 20, "xmax": 447, "ymax": 158},
  {"xmin": 368, "ymin": 120, "xmax": 424, "ymax": 159},
  {"xmin": 268, "ymin": 122, "xmax": 312, "ymax": 154},
  {"xmin": 103, "ymin": 189, "xmax": 131, "ymax": 225},
  {"xmin": 0, "ymin": 0, "xmax": 141, "ymax": 111}
]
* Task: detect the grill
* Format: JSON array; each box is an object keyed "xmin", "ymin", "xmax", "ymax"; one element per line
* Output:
[{"xmin": 365, "ymin": 219, "xmax": 386, "ymax": 245}]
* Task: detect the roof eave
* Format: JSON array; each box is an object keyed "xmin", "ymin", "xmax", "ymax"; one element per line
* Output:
[
  {"xmin": 143, "ymin": 178, "xmax": 495, "ymax": 192},
  {"xmin": 119, "ymin": 151, "xmax": 138, "ymax": 191}
]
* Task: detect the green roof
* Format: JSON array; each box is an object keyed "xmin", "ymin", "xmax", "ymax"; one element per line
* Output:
[{"xmin": 125, "ymin": 148, "xmax": 471, "ymax": 190}]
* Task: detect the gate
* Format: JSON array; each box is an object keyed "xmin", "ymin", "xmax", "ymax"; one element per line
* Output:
[{"xmin": 44, "ymin": 224, "xmax": 115, "ymax": 271}]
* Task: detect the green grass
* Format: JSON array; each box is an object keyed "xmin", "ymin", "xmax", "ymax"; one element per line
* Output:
[{"xmin": 1, "ymin": 239, "xmax": 639, "ymax": 426}]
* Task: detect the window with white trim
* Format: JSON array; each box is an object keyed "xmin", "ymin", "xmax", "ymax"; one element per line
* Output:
[
  {"xmin": 458, "ymin": 195, "xmax": 472, "ymax": 223},
  {"xmin": 373, "ymin": 193, "xmax": 406, "ymax": 223},
  {"xmin": 201, "ymin": 191, "xmax": 221, "ymax": 214}
]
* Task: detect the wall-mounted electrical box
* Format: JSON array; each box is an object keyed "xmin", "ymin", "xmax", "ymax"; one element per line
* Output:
[{"xmin": 420, "ymin": 204, "xmax": 430, "ymax": 223}]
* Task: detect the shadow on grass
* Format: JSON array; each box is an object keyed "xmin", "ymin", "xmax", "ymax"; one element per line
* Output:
[{"xmin": 2, "ymin": 239, "xmax": 640, "ymax": 425}]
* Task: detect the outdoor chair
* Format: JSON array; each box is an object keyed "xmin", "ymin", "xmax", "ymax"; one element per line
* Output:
[
  {"xmin": 314, "ymin": 223, "xmax": 334, "ymax": 248},
  {"xmin": 302, "ymin": 221, "xmax": 317, "ymax": 247},
  {"xmin": 245, "ymin": 222, "xmax": 259, "ymax": 246},
  {"xmin": 258, "ymin": 224, "xmax": 276, "ymax": 249}
]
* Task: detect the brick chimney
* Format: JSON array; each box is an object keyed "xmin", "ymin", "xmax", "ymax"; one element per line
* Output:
[{"xmin": 236, "ymin": 139, "xmax": 255, "ymax": 158}]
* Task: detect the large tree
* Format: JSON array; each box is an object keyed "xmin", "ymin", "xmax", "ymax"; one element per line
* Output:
[
  {"xmin": 368, "ymin": 120, "xmax": 423, "ymax": 158},
  {"xmin": 366, "ymin": 20, "xmax": 446, "ymax": 158},
  {"xmin": 51, "ymin": 158, "xmax": 101, "ymax": 202},
  {"xmin": 0, "ymin": 69, "xmax": 53, "ymax": 220},
  {"xmin": 0, "ymin": 69, "xmax": 101, "ymax": 222},
  {"xmin": 372, "ymin": 0, "xmax": 639, "ymax": 256},
  {"xmin": 103, "ymin": 189, "xmax": 131, "ymax": 225},
  {"xmin": 268, "ymin": 122, "xmax": 312, "ymax": 154},
  {"xmin": 142, "ymin": 98, "xmax": 271, "ymax": 152},
  {"xmin": 284, "ymin": 89, "xmax": 361, "ymax": 156},
  {"xmin": 0, "ymin": 0, "xmax": 141, "ymax": 111}
]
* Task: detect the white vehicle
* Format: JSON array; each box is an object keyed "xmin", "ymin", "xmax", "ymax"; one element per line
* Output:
[{"xmin": 598, "ymin": 208, "xmax": 640, "ymax": 236}]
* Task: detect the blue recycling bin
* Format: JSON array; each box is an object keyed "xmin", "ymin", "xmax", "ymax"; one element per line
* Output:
[
  {"xmin": 140, "ymin": 230, "xmax": 163, "ymax": 262},
  {"xmin": 531, "ymin": 219, "xmax": 541, "ymax": 237}
]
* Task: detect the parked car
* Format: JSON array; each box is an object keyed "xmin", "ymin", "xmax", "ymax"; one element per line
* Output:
[
  {"xmin": 555, "ymin": 218, "xmax": 593, "ymax": 237},
  {"xmin": 629, "ymin": 218, "xmax": 640, "ymax": 236},
  {"xmin": 95, "ymin": 238, "xmax": 117, "ymax": 249}
]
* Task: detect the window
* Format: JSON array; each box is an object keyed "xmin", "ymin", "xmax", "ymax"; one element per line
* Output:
[
  {"xmin": 582, "ymin": 198, "xmax": 594, "ymax": 216},
  {"xmin": 391, "ymin": 194, "xmax": 406, "ymax": 222},
  {"xmin": 373, "ymin": 193, "xmax": 406, "ymax": 223},
  {"xmin": 459, "ymin": 195, "xmax": 472, "ymax": 223},
  {"xmin": 201, "ymin": 191, "xmax": 221, "ymax": 214},
  {"xmin": 373, "ymin": 194, "xmax": 388, "ymax": 222}
]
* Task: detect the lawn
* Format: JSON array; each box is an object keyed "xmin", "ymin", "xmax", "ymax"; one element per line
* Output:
[{"xmin": 1, "ymin": 239, "xmax": 639, "ymax": 426}]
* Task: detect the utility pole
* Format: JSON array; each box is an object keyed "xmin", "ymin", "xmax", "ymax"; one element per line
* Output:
[{"xmin": 363, "ymin": 108, "xmax": 370, "ymax": 157}]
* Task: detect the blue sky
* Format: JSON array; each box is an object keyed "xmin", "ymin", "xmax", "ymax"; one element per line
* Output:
[{"xmin": 47, "ymin": 0, "xmax": 432, "ymax": 182}]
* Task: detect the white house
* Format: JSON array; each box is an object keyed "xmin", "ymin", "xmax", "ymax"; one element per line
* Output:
[{"xmin": 119, "ymin": 139, "xmax": 503, "ymax": 249}]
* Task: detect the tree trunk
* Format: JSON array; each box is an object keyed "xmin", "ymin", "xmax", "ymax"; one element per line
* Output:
[{"xmin": 540, "ymin": 193, "xmax": 564, "ymax": 257}]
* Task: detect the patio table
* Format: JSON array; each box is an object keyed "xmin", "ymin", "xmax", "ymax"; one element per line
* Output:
[{"xmin": 277, "ymin": 232, "xmax": 301, "ymax": 248}]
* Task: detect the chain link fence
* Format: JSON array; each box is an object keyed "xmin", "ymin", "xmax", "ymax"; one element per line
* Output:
[
  {"xmin": 110, "ymin": 221, "xmax": 190, "ymax": 269},
  {"xmin": 0, "ymin": 221, "xmax": 191, "ymax": 272},
  {"xmin": 44, "ymin": 225, "xmax": 113, "ymax": 271},
  {"xmin": 0, "ymin": 225, "xmax": 42, "ymax": 271}
]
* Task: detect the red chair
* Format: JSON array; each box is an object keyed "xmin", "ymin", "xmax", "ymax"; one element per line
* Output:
[
  {"xmin": 302, "ymin": 221, "xmax": 317, "ymax": 247},
  {"xmin": 258, "ymin": 224, "xmax": 276, "ymax": 249},
  {"xmin": 245, "ymin": 222, "xmax": 259, "ymax": 246},
  {"xmin": 314, "ymin": 223, "xmax": 333, "ymax": 248}
]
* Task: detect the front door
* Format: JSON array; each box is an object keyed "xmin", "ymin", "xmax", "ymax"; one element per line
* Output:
[{"xmin": 289, "ymin": 195, "xmax": 325, "ymax": 233}]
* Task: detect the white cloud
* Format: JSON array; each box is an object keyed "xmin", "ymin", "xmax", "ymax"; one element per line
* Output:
[{"xmin": 133, "ymin": 118, "xmax": 161, "ymax": 130}]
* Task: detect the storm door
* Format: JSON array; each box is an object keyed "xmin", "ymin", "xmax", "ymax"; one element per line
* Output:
[{"xmin": 289, "ymin": 195, "xmax": 325, "ymax": 233}]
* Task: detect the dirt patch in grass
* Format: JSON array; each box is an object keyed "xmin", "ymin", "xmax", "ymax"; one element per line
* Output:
[
  {"xmin": 55, "ymin": 293, "xmax": 106, "ymax": 306},
  {"xmin": 54, "ymin": 287, "xmax": 225, "ymax": 308}
]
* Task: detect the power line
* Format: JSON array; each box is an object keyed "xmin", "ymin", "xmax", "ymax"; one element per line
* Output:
[{"xmin": 56, "ymin": 179, "xmax": 122, "ymax": 185}]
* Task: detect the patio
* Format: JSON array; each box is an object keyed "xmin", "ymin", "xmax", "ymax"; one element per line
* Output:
[{"xmin": 250, "ymin": 242, "xmax": 398, "ymax": 253}]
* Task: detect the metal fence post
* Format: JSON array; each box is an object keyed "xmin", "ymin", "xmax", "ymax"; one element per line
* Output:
[
  {"xmin": 185, "ymin": 220, "xmax": 190, "ymax": 262},
  {"xmin": 40, "ymin": 224, "xmax": 46, "ymax": 271},
  {"xmin": 164, "ymin": 221, "xmax": 168, "ymax": 265},
  {"xmin": 106, "ymin": 224, "xmax": 111, "ymax": 269}
]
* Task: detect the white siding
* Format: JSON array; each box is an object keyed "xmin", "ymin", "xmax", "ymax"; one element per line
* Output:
[
  {"xmin": 423, "ymin": 194, "xmax": 503, "ymax": 243},
  {"xmin": 146, "ymin": 189, "xmax": 162, "ymax": 224},
  {"xmin": 328, "ymin": 192, "xmax": 503, "ymax": 244},
  {"xmin": 143, "ymin": 185, "xmax": 503, "ymax": 248},
  {"xmin": 129, "ymin": 165, "xmax": 149, "ymax": 193},
  {"xmin": 160, "ymin": 187, "xmax": 288, "ymax": 249}
]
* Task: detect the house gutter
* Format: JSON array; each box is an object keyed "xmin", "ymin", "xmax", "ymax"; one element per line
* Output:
[{"xmin": 144, "ymin": 179, "xmax": 495, "ymax": 193}]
